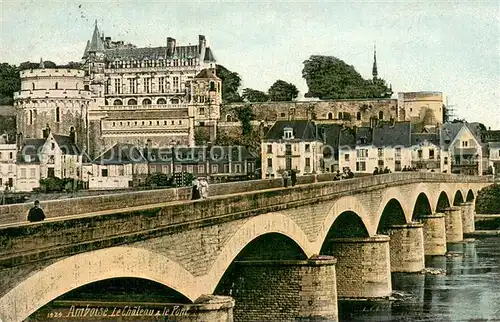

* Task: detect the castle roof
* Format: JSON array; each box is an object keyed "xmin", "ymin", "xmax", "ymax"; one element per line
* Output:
[
  {"xmin": 52, "ymin": 134, "xmax": 81, "ymax": 155},
  {"xmin": 93, "ymin": 143, "xmax": 146, "ymax": 165},
  {"xmin": 264, "ymin": 120, "xmax": 322, "ymax": 142},
  {"xmin": 194, "ymin": 68, "xmax": 220, "ymax": 80},
  {"xmin": 82, "ymin": 40, "xmax": 90, "ymax": 59},
  {"xmin": 105, "ymin": 45, "xmax": 200, "ymax": 61},
  {"xmin": 203, "ymin": 47, "xmax": 216, "ymax": 62},
  {"xmin": 372, "ymin": 121, "xmax": 411, "ymax": 147},
  {"xmin": 89, "ymin": 22, "xmax": 105, "ymax": 53}
]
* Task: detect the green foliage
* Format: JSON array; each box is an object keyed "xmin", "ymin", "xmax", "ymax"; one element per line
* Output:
[
  {"xmin": 302, "ymin": 55, "xmax": 392, "ymax": 99},
  {"xmin": 0, "ymin": 63, "xmax": 21, "ymax": 105},
  {"xmin": 242, "ymin": 88, "xmax": 269, "ymax": 102},
  {"xmin": 476, "ymin": 184, "xmax": 500, "ymax": 214},
  {"xmin": 268, "ymin": 80, "xmax": 299, "ymax": 101},
  {"xmin": 145, "ymin": 172, "xmax": 172, "ymax": 187},
  {"xmin": 0, "ymin": 115, "xmax": 16, "ymax": 143},
  {"xmin": 216, "ymin": 65, "xmax": 243, "ymax": 103},
  {"xmin": 39, "ymin": 177, "xmax": 64, "ymax": 192},
  {"xmin": 236, "ymin": 104, "xmax": 255, "ymax": 135},
  {"xmin": 195, "ymin": 127, "xmax": 210, "ymax": 145}
]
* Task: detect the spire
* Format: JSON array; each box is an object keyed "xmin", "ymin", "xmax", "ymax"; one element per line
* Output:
[
  {"xmin": 39, "ymin": 58, "xmax": 45, "ymax": 69},
  {"xmin": 372, "ymin": 44, "xmax": 378, "ymax": 80},
  {"xmin": 82, "ymin": 40, "xmax": 90, "ymax": 59},
  {"xmin": 88, "ymin": 20, "xmax": 105, "ymax": 52}
]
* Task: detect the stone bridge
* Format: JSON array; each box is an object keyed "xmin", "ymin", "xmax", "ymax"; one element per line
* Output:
[{"xmin": 0, "ymin": 173, "xmax": 493, "ymax": 322}]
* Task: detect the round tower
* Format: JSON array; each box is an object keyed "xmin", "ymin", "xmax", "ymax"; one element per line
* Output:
[{"xmin": 14, "ymin": 66, "xmax": 92, "ymax": 151}]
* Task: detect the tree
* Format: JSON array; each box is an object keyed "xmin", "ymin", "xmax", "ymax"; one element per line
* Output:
[
  {"xmin": 242, "ymin": 88, "xmax": 269, "ymax": 102},
  {"xmin": 268, "ymin": 80, "xmax": 299, "ymax": 101},
  {"xmin": 216, "ymin": 65, "xmax": 243, "ymax": 103},
  {"xmin": 302, "ymin": 55, "xmax": 391, "ymax": 99},
  {"xmin": 236, "ymin": 104, "xmax": 255, "ymax": 135},
  {"xmin": 145, "ymin": 172, "xmax": 172, "ymax": 187},
  {"xmin": 0, "ymin": 63, "xmax": 21, "ymax": 105}
]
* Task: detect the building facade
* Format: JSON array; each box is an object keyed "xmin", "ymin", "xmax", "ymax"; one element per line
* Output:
[
  {"xmin": 0, "ymin": 144, "xmax": 18, "ymax": 189},
  {"xmin": 261, "ymin": 120, "xmax": 324, "ymax": 178}
]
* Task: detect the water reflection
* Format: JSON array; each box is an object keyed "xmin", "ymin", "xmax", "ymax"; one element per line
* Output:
[{"xmin": 339, "ymin": 237, "xmax": 500, "ymax": 321}]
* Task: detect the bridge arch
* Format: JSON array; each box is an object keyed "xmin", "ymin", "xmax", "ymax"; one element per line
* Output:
[
  {"xmin": 453, "ymin": 190, "xmax": 465, "ymax": 206},
  {"xmin": 317, "ymin": 195, "xmax": 372, "ymax": 246},
  {"xmin": 0, "ymin": 247, "xmax": 199, "ymax": 322},
  {"xmin": 436, "ymin": 191, "xmax": 452, "ymax": 212},
  {"xmin": 319, "ymin": 210, "xmax": 370, "ymax": 254},
  {"xmin": 203, "ymin": 212, "xmax": 313, "ymax": 294},
  {"xmin": 376, "ymin": 186, "xmax": 411, "ymax": 223},
  {"xmin": 376, "ymin": 199, "xmax": 407, "ymax": 234},
  {"xmin": 466, "ymin": 189, "xmax": 475, "ymax": 202},
  {"xmin": 411, "ymin": 192, "xmax": 433, "ymax": 221}
]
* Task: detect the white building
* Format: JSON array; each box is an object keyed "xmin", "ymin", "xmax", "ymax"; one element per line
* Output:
[
  {"xmin": 410, "ymin": 133, "xmax": 441, "ymax": 172},
  {"xmin": 261, "ymin": 120, "xmax": 323, "ymax": 178},
  {"xmin": 441, "ymin": 122, "xmax": 484, "ymax": 175},
  {"xmin": 0, "ymin": 144, "xmax": 18, "ymax": 189}
]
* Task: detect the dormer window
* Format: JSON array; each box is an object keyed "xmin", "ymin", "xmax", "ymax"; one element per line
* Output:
[
  {"xmin": 24, "ymin": 155, "xmax": 31, "ymax": 163},
  {"xmin": 283, "ymin": 127, "xmax": 294, "ymax": 140}
]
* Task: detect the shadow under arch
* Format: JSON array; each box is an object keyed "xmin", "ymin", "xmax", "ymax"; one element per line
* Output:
[
  {"xmin": 453, "ymin": 190, "xmax": 465, "ymax": 206},
  {"xmin": 0, "ymin": 247, "xmax": 199, "ymax": 322},
  {"xmin": 436, "ymin": 191, "xmax": 451, "ymax": 212},
  {"xmin": 412, "ymin": 192, "xmax": 433, "ymax": 221},
  {"xmin": 319, "ymin": 211, "xmax": 370, "ymax": 255},
  {"xmin": 466, "ymin": 189, "xmax": 475, "ymax": 202},
  {"xmin": 376, "ymin": 199, "xmax": 407, "ymax": 234}
]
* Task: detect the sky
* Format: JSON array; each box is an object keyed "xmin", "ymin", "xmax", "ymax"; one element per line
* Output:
[{"xmin": 1, "ymin": 0, "xmax": 499, "ymax": 128}]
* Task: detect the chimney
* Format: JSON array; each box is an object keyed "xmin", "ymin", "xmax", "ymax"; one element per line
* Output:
[
  {"xmin": 69, "ymin": 127, "xmax": 76, "ymax": 144},
  {"xmin": 42, "ymin": 124, "xmax": 51, "ymax": 139},
  {"xmin": 167, "ymin": 37, "xmax": 176, "ymax": 56},
  {"xmin": 198, "ymin": 35, "xmax": 206, "ymax": 53}
]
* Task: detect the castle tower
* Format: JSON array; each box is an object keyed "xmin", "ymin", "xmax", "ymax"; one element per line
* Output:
[
  {"xmin": 372, "ymin": 45, "xmax": 378, "ymax": 81},
  {"xmin": 13, "ymin": 67, "xmax": 92, "ymax": 150},
  {"xmin": 83, "ymin": 20, "xmax": 106, "ymax": 106}
]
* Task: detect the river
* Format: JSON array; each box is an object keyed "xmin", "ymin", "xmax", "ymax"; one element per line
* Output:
[{"xmin": 339, "ymin": 237, "xmax": 500, "ymax": 322}]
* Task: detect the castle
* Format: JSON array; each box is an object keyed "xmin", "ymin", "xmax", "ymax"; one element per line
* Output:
[
  {"xmin": 14, "ymin": 21, "xmax": 221, "ymax": 159},
  {"xmin": 14, "ymin": 21, "xmax": 445, "ymax": 160}
]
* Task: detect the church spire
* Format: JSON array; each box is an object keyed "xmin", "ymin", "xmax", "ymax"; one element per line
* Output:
[
  {"xmin": 88, "ymin": 20, "xmax": 105, "ymax": 53},
  {"xmin": 39, "ymin": 57, "xmax": 45, "ymax": 69},
  {"xmin": 372, "ymin": 44, "xmax": 378, "ymax": 80}
]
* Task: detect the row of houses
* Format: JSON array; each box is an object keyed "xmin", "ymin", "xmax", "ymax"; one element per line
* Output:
[
  {"xmin": 0, "ymin": 128, "xmax": 257, "ymax": 192},
  {"xmin": 261, "ymin": 120, "xmax": 497, "ymax": 178}
]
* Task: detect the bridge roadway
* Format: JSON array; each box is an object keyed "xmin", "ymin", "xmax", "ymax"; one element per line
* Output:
[{"xmin": 0, "ymin": 172, "xmax": 494, "ymax": 322}]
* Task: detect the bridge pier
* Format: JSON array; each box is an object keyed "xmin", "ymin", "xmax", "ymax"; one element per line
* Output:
[
  {"xmin": 216, "ymin": 256, "xmax": 338, "ymax": 322},
  {"xmin": 387, "ymin": 223, "xmax": 425, "ymax": 272},
  {"xmin": 444, "ymin": 207, "xmax": 463, "ymax": 242},
  {"xmin": 420, "ymin": 213, "xmax": 447, "ymax": 255},
  {"xmin": 327, "ymin": 236, "xmax": 392, "ymax": 299},
  {"xmin": 460, "ymin": 202, "xmax": 475, "ymax": 234}
]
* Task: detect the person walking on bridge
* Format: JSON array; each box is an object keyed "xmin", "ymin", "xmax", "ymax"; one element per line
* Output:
[
  {"xmin": 291, "ymin": 170, "xmax": 297, "ymax": 187},
  {"xmin": 282, "ymin": 170, "xmax": 289, "ymax": 188},
  {"xmin": 27, "ymin": 200, "xmax": 46, "ymax": 222}
]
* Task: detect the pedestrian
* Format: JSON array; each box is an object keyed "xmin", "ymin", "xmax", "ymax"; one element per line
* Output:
[
  {"xmin": 384, "ymin": 166, "xmax": 391, "ymax": 174},
  {"xmin": 282, "ymin": 170, "xmax": 289, "ymax": 188},
  {"xmin": 199, "ymin": 178, "xmax": 209, "ymax": 199},
  {"xmin": 191, "ymin": 177, "xmax": 201, "ymax": 200},
  {"xmin": 291, "ymin": 170, "xmax": 297, "ymax": 187},
  {"xmin": 334, "ymin": 170, "xmax": 341, "ymax": 181},
  {"xmin": 27, "ymin": 200, "xmax": 46, "ymax": 222},
  {"xmin": 373, "ymin": 167, "xmax": 379, "ymax": 175}
]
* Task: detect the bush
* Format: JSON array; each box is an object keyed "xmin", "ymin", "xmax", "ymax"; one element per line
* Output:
[
  {"xmin": 476, "ymin": 184, "xmax": 500, "ymax": 214},
  {"xmin": 145, "ymin": 172, "xmax": 172, "ymax": 187},
  {"xmin": 39, "ymin": 177, "xmax": 64, "ymax": 192}
]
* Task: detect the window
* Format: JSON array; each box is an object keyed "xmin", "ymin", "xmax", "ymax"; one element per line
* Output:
[
  {"xmin": 305, "ymin": 144, "xmax": 310, "ymax": 152},
  {"xmin": 118, "ymin": 166, "xmax": 124, "ymax": 176},
  {"xmin": 378, "ymin": 160, "xmax": 384, "ymax": 167},
  {"xmin": 20, "ymin": 168, "xmax": 26, "ymax": 178},
  {"xmin": 444, "ymin": 157, "xmax": 448, "ymax": 165},
  {"xmin": 357, "ymin": 149, "xmax": 368, "ymax": 158},
  {"xmin": 158, "ymin": 77, "xmax": 165, "ymax": 93},
  {"xmin": 29, "ymin": 110, "xmax": 33, "ymax": 125},
  {"xmin": 356, "ymin": 161, "xmax": 366, "ymax": 171},
  {"xmin": 395, "ymin": 148, "xmax": 401, "ymax": 159},
  {"xmin": 186, "ymin": 165, "xmax": 193, "ymax": 173},
  {"xmin": 8, "ymin": 165, "xmax": 13, "ymax": 173},
  {"xmin": 235, "ymin": 164, "xmax": 241, "ymax": 173},
  {"xmin": 199, "ymin": 108, "xmax": 205, "ymax": 115},
  {"xmin": 395, "ymin": 160, "xmax": 401, "ymax": 171},
  {"xmin": 462, "ymin": 141, "xmax": 468, "ymax": 147},
  {"xmin": 51, "ymin": 143, "xmax": 55, "ymax": 150},
  {"xmin": 418, "ymin": 150, "xmax": 423, "ymax": 158},
  {"xmin": 210, "ymin": 81, "xmax": 215, "ymax": 91},
  {"xmin": 114, "ymin": 99, "xmax": 123, "ymax": 105},
  {"xmin": 101, "ymin": 169, "xmax": 108, "ymax": 177},
  {"xmin": 379, "ymin": 111, "xmax": 384, "ymax": 120},
  {"xmin": 267, "ymin": 158, "xmax": 273, "ymax": 168},
  {"xmin": 198, "ymin": 165, "xmax": 205, "ymax": 173},
  {"xmin": 55, "ymin": 106, "xmax": 60, "ymax": 122},
  {"xmin": 338, "ymin": 112, "xmax": 343, "ymax": 119},
  {"xmin": 173, "ymin": 77, "xmax": 179, "ymax": 90},
  {"xmin": 429, "ymin": 149, "xmax": 435, "ymax": 159},
  {"xmin": 378, "ymin": 148, "xmax": 384, "ymax": 157},
  {"xmin": 224, "ymin": 164, "xmax": 229, "ymax": 173},
  {"xmin": 55, "ymin": 82, "xmax": 58, "ymax": 89},
  {"xmin": 211, "ymin": 164, "xmax": 218, "ymax": 173},
  {"xmin": 142, "ymin": 98, "xmax": 152, "ymax": 105},
  {"xmin": 114, "ymin": 79, "xmax": 121, "ymax": 94},
  {"xmin": 9, "ymin": 152, "xmax": 13, "ymax": 159},
  {"xmin": 129, "ymin": 78, "xmax": 136, "ymax": 94},
  {"xmin": 327, "ymin": 112, "xmax": 333, "ymax": 120},
  {"xmin": 162, "ymin": 165, "xmax": 169, "ymax": 174},
  {"xmin": 143, "ymin": 77, "xmax": 151, "ymax": 93},
  {"xmin": 356, "ymin": 112, "xmax": 361, "ymax": 121},
  {"xmin": 267, "ymin": 145, "xmax": 272, "ymax": 154},
  {"xmin": 305, "ymin": 157, "xmax": 311, "ymax": 167},
  {"xmin": 345, "ymin": 154, "xmax": 350, "ymax": 161}
]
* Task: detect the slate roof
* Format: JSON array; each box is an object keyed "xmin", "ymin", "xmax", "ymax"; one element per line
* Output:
[
  {"xmin": 52, "ymin": 134, "xmax": 80, "ymax": 155},
  {"xmin": 82, "ymin": 40, "xmax": 90, "ymax": 59},
  {"xmin": 105, "ymin": 45, "xmax": 200, "ymax": 61},
  {"xmin": 440, "ymin": 123, "xmax": 464, "ymax": 150},
  {"xmin": 104, "ymin": 109, "xmax": 189, "ymax": 120},
  {"xmin": 338, "ymin": 128, "xmax": 357, "ymax": 149},
  {"xmin": 89, "ymin": 23, "xmax": 105, "ymax": 52},
  {"xmin": 485, "ymin": 130, "xmax": 500, "ymax": 143},
  {"xmin": 17, "ymin": 138, "xmax": 45, "ymax": 164},
  {"xmin": 320, "ymin": 124, "xmax": 342, "ymax": 148},
  {"xmin": 356, "ymin": 127, "xmax": 373, "ymax": 146},
  {"xmin": 93, "ymin": 143, "xmax": 146, "ymax": 165},
  {"xmin": 372, "ymin": 121, "xmax": 411, "ymax": 147},
  {"xmin": 195, "ymin": 68, "xmax": 220, "ymax": 80},
  {"xmin": 146, "ymin": 146, "xmax": 256, "ymax": 164},
  {"xmin": 411, "ymin": 133, "xmax": 440, "ymax": 146},
  {"xmin": 203, "ymin": 47, "xmax": 216, "ymax": 62},
  {"xmin": 264, "ymin": 120, "xmax": 322, "ymax": 142}
]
